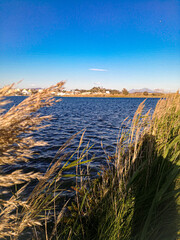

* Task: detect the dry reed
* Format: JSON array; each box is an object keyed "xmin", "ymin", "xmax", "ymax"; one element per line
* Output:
[{"xmin": 0, "ymin": 82, "xmax": 67, "ymax": 238}]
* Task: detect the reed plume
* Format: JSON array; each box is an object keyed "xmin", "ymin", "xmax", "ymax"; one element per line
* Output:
[{"xmin": 0, "ymin": 82, "xmax": 66, "ymax": 238}]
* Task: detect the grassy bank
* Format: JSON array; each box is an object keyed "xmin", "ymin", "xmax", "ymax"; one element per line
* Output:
[
  {"xmin": 58, "ymin": 94, "xmax": 180, "ymax": 240},
  {"xmin": 0, "ymin": 83, "xmax": 179, "ymax": 239}
]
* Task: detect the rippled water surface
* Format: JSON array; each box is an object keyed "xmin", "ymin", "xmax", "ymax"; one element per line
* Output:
[{"xmin": 4, "ymin": 97, "xmax": 159, "ymax": 177}]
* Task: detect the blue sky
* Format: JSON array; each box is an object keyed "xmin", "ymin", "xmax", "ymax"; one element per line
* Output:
[{"xmin": 0, "ymin": 0, "xmax": 179, "ymax": 91}]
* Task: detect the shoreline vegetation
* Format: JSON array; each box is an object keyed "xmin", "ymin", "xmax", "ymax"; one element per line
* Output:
[
  {"xmin": 0, "ymin": 82, "xmax": 179, "ymax": 240},
  {"xmin": 4, "ymin": 93, "xmax": 173, "ymax": 98},
  {"xmin": 56, "ymin": 93, "xmax": 164, "ymax": 98},
  {"xmin": 2, "ymin": 84, "xmax": 175, "ymax": 98}
]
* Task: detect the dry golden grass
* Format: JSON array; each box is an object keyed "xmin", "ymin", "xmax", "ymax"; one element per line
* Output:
[
  {"xmin": 0, "ymin": 82, "xmax": 67, "ymax": 238},
  {"xmin": 0, "ymin": 81, "xmax": 94, "ymax": 239}
]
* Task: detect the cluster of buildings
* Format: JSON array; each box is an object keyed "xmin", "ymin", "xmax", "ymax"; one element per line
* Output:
[
  {"xmin": 3, "ymin": 87, "xmax": 166, "ymax": 97},
  {"xmin": 4, "ymin": 88, "xmax": 111, "ymax": 96},
  {"xmin": 4, "ymin": 88, "xmax": 39, "ymax": 96}
]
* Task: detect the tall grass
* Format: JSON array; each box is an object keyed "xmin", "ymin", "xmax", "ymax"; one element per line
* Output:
[
  {"xmin": 59, "ymin": 95, "xmax": 180, "ymax": 240},
  {"xmin": 0, "ymin": 82, "xmax": 66, "ymax": 238},
  {"xmin": 0, "ymin": 83, "xmax": 179, "ymax": 239},
  {"xmin": 0, "ymin": 82, "xmax": 94, "ymax": 239}
]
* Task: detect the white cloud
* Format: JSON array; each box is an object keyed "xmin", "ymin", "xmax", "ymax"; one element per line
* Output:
[
  {"xmin": 89, "ymin": 68, "xmax": 108, "ymax": 72},
  {"xmin": 93, "ymin": 82, "xmax": 101, "ymax": 86}
]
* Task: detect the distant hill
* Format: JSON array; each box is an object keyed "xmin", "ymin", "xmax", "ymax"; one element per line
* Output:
[
  {"xmin": 154, "ymin": 89, "xmax": 166, "ymax": 93},
  {"xmin": 129, "ymin": 88, "xmax": 154, "ymax": 93}
]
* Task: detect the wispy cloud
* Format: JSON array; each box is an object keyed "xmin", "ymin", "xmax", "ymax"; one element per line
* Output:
[
  {"xmin": 89, "ymin": 68, "xmax": 108, "ymax": 72},
  {"xmin": 93, "ymin": 82, "xmax": 101, "ymax": 86}
]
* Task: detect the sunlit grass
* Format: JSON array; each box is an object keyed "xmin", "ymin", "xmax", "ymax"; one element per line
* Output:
[{"xmin": 59, "ymin": 94, "xmax": 180, "ymax": 240}]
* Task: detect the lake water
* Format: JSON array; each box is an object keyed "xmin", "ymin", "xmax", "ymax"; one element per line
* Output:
[{"xmin": 3, "ymin": 97, "xmax": 159, "ymax": 183}]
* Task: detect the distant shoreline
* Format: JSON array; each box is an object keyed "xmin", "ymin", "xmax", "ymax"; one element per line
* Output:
[
  {"xmin": 9, "ymin": 93, "xmax": 166, "ymax": 98},
  {"xmin": 59, "ymin": 94, "xmax": 162, "ymax": 98}
]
